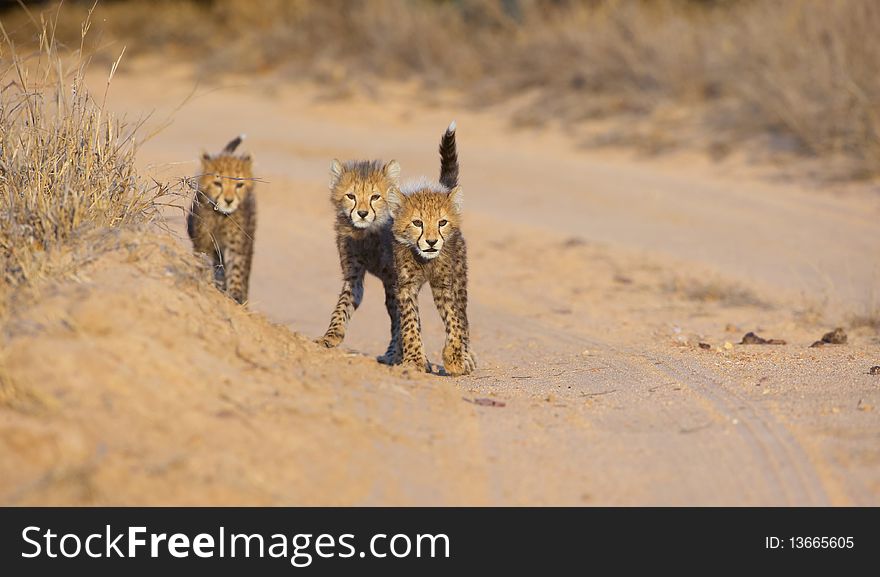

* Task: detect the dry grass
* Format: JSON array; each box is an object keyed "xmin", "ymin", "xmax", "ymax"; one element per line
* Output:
[
  {"xmin": 729, "ymin": 1, "xmax": 880, "ymax": 173},
  {"xmin": 664, "ymin": 276, "xmax": 771, "ymax": 309},
  {"xmin": 5, "ymin": 0, "xmax": 874, "ymax": 176},
  {"xmin": 849, "ymin": 310, "xmax": 880, "ymax": 333},
  {"xmin": 0, "ymin": 8, "xmax": 168, "ymax": 306}
]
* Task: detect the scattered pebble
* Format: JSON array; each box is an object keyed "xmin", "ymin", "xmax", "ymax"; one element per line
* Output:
[
  {"xmin": 869, "ymin": 366, "xmax": 880, "ymax": 376},
  {"xmin": 857, "ymin": 400, "xmax": 874, "ymax": 412},
  {"xmin": 723, "ymin": 341, "xmax": 733, "ymax": 350},
  {"xmin": 698, "ymin": 342, "xmax": 712, "ymax": 350},
  {"xmin": 741, "ymin": 332, "xmax": 764, "ymax": 344},
  {"xmin": 740, "ymin": 332, "xmax": 786, "ymax": 345},
  {"xmin": 812, "ymin": 327, "xmax": 847, "ymax": 347}
]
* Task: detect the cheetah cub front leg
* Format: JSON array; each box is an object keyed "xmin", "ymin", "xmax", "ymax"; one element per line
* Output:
[
  {"xmin": 397, "ymin": 280, "xmax": 430, "ymax": 372},
  {"xmin": 431, "ymin": 280, "xmax": 475, "ymax": 377},
  {"xmin": 318, "ymin": 260, "xmax": 365, "ymax": 348},
  {"xmin": 224, "ymin": 254, "xmax": 247, "ymax": 305},
  {"xmin": 223, "ymin": 236, "xmax": 254, "ymax": 305}
]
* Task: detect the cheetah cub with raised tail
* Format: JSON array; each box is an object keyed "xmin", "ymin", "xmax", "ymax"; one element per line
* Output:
[
  {"xmin": 318, "ymin": 158, "xmax": 402, "ymax": 363},
  {"xmin": 187, "ymin": 135, "xmax": 256, "ymax": 305},
  {"xmin": 387, "ymin": 121, "xmax": 476, "ymax": 376}
]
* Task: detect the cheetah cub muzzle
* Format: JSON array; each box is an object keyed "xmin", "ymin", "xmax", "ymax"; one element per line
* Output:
[{"xmin": 186, "ymin": 135, "xmax": 256, "ymax": 305}]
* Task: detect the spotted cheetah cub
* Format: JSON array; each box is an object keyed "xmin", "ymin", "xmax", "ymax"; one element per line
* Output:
[
  {"xmin": 318, "ymin": 158, "xmax": 402, "ymax": 363},
  {"xmin": 387, "ymin": 122, "xmax": 475, "ymax": 376},
  {"xmin": 187, "ymin": 135, "xmax": 256, "ymax": 305}
]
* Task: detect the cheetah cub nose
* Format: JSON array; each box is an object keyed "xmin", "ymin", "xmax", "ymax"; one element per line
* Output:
[
  {"xmin": 426, "ymin": 239, "xmax": 438, "ymax": 247},
  {"xmin": 357, "ymin": 210, "xmax": 369, "ymax": 218}
]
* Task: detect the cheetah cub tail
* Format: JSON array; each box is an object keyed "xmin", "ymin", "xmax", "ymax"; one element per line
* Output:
[
  {"xmin": 439, "ymin": 120, "xmax": 458, "ymax": 189},
  {"xmin": 222, "ymin": 133, "xmax": 247, "ymax": 155}
]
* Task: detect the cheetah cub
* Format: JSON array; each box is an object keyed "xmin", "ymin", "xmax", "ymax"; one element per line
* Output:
[
  {"xmin": 187, "ymin": 135, "xmax": 256, "ymax": 305},
  {"xmin": 387, "ymin": 122, "xmax": 476, "ymax": 376},
  {"xmin": 318, "ymin": 158, "xmax": 402, "ymax": 364}
]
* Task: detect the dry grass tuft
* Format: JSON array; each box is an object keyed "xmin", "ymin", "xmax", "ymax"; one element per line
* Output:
[
  {"xmin": 664, "ymin": 276, "xmax": 771, "ymax": 309},
  {"xmin": 0, "ymin": 7, "xmax": 167, "ymax": 302}
]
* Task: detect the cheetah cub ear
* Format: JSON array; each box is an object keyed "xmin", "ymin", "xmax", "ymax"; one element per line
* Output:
[
  {"xmin": 386, "ymin": 186, "xmax": 402, "ymax": 214},
  {"xmin": 383, "ymin": 159, "xmax": 401, "ymax": 184},
  {"xmin": 448, "ymin": 185, "xmax": 464, "ymax": 213},
  {"xmin": 330, "ymin": 159, "xmax": 344, "ymax": 188}
]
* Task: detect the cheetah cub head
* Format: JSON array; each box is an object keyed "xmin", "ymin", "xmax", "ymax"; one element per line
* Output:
[
  {"xmin": 388, "ymin": 178, "xmax": 463, "ymax": 261},
  {"xmin": 199, "ymin": 135, "xmax": 254, "ymax": 215},
  {"xmin": 330, "ymin": 159, "xmax": 401, "ymax": 230}
]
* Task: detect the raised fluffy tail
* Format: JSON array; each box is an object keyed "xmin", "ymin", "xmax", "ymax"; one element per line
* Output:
[
  {"xmin": 439, "ymin": 120, "xmax": 458, "ymax": 189},
  {"xmin": 222, "ymin": 134, "xmax": 246, "ymax": 155}
]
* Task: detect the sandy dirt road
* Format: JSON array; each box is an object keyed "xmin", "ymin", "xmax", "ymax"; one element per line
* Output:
[{"xmin": 5, "ymin": 62, "xmax": 876, "ymax": 506}]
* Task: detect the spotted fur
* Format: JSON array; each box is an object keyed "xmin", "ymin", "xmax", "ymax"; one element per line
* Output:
[
  {"xmin": 317, "ymin": 159, "xmax": 402, "ymax": 363},
  {"xmin": 186, "ymin": 135, "xmax": 256, "ymax": 305}
]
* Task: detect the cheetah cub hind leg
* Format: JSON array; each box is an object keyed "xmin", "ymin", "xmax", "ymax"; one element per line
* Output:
[{"xmin": 377, "ymin": 343, "xmax": 402, "ymax": 366}]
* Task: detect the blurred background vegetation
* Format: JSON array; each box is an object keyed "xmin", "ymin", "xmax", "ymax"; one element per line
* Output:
[{"xmin": 2, "ymin": 0, "xmax": 879, "ymax": 177}]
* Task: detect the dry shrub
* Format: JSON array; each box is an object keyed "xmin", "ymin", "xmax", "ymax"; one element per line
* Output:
[
  {"xmin": 0, "ymin": 9, "xmax": 167, "ymax": 296},
  {"xmin": 472, "ymin": 0, "xmax": 720, "ymax": 133},
  {"xmin": 4, "ymin": 0, "xmax": 879, "ymax": 175},
  {"xmin": 731, "ymin": 0, "xmax": 880, "ymax": 174},
  {"xmin": 481, "ymin": 0, "xmax": 880, "ymax": 173},
  {"xmin": 191, "ymin": 0, "xmax": 488, "ymax": 84}
]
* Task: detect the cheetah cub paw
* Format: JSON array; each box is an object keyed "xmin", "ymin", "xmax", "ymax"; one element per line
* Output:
[
  {"xmin": 401, "ymin": 353, "xmax": 430, "ymax": 373},
  {"xmin": 443, "ymin": 345, "xmax": 477, "ymax": 377},
  {"xmin": 316, "ymin": 333, "xmax": 343, "ymax": 348}
]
